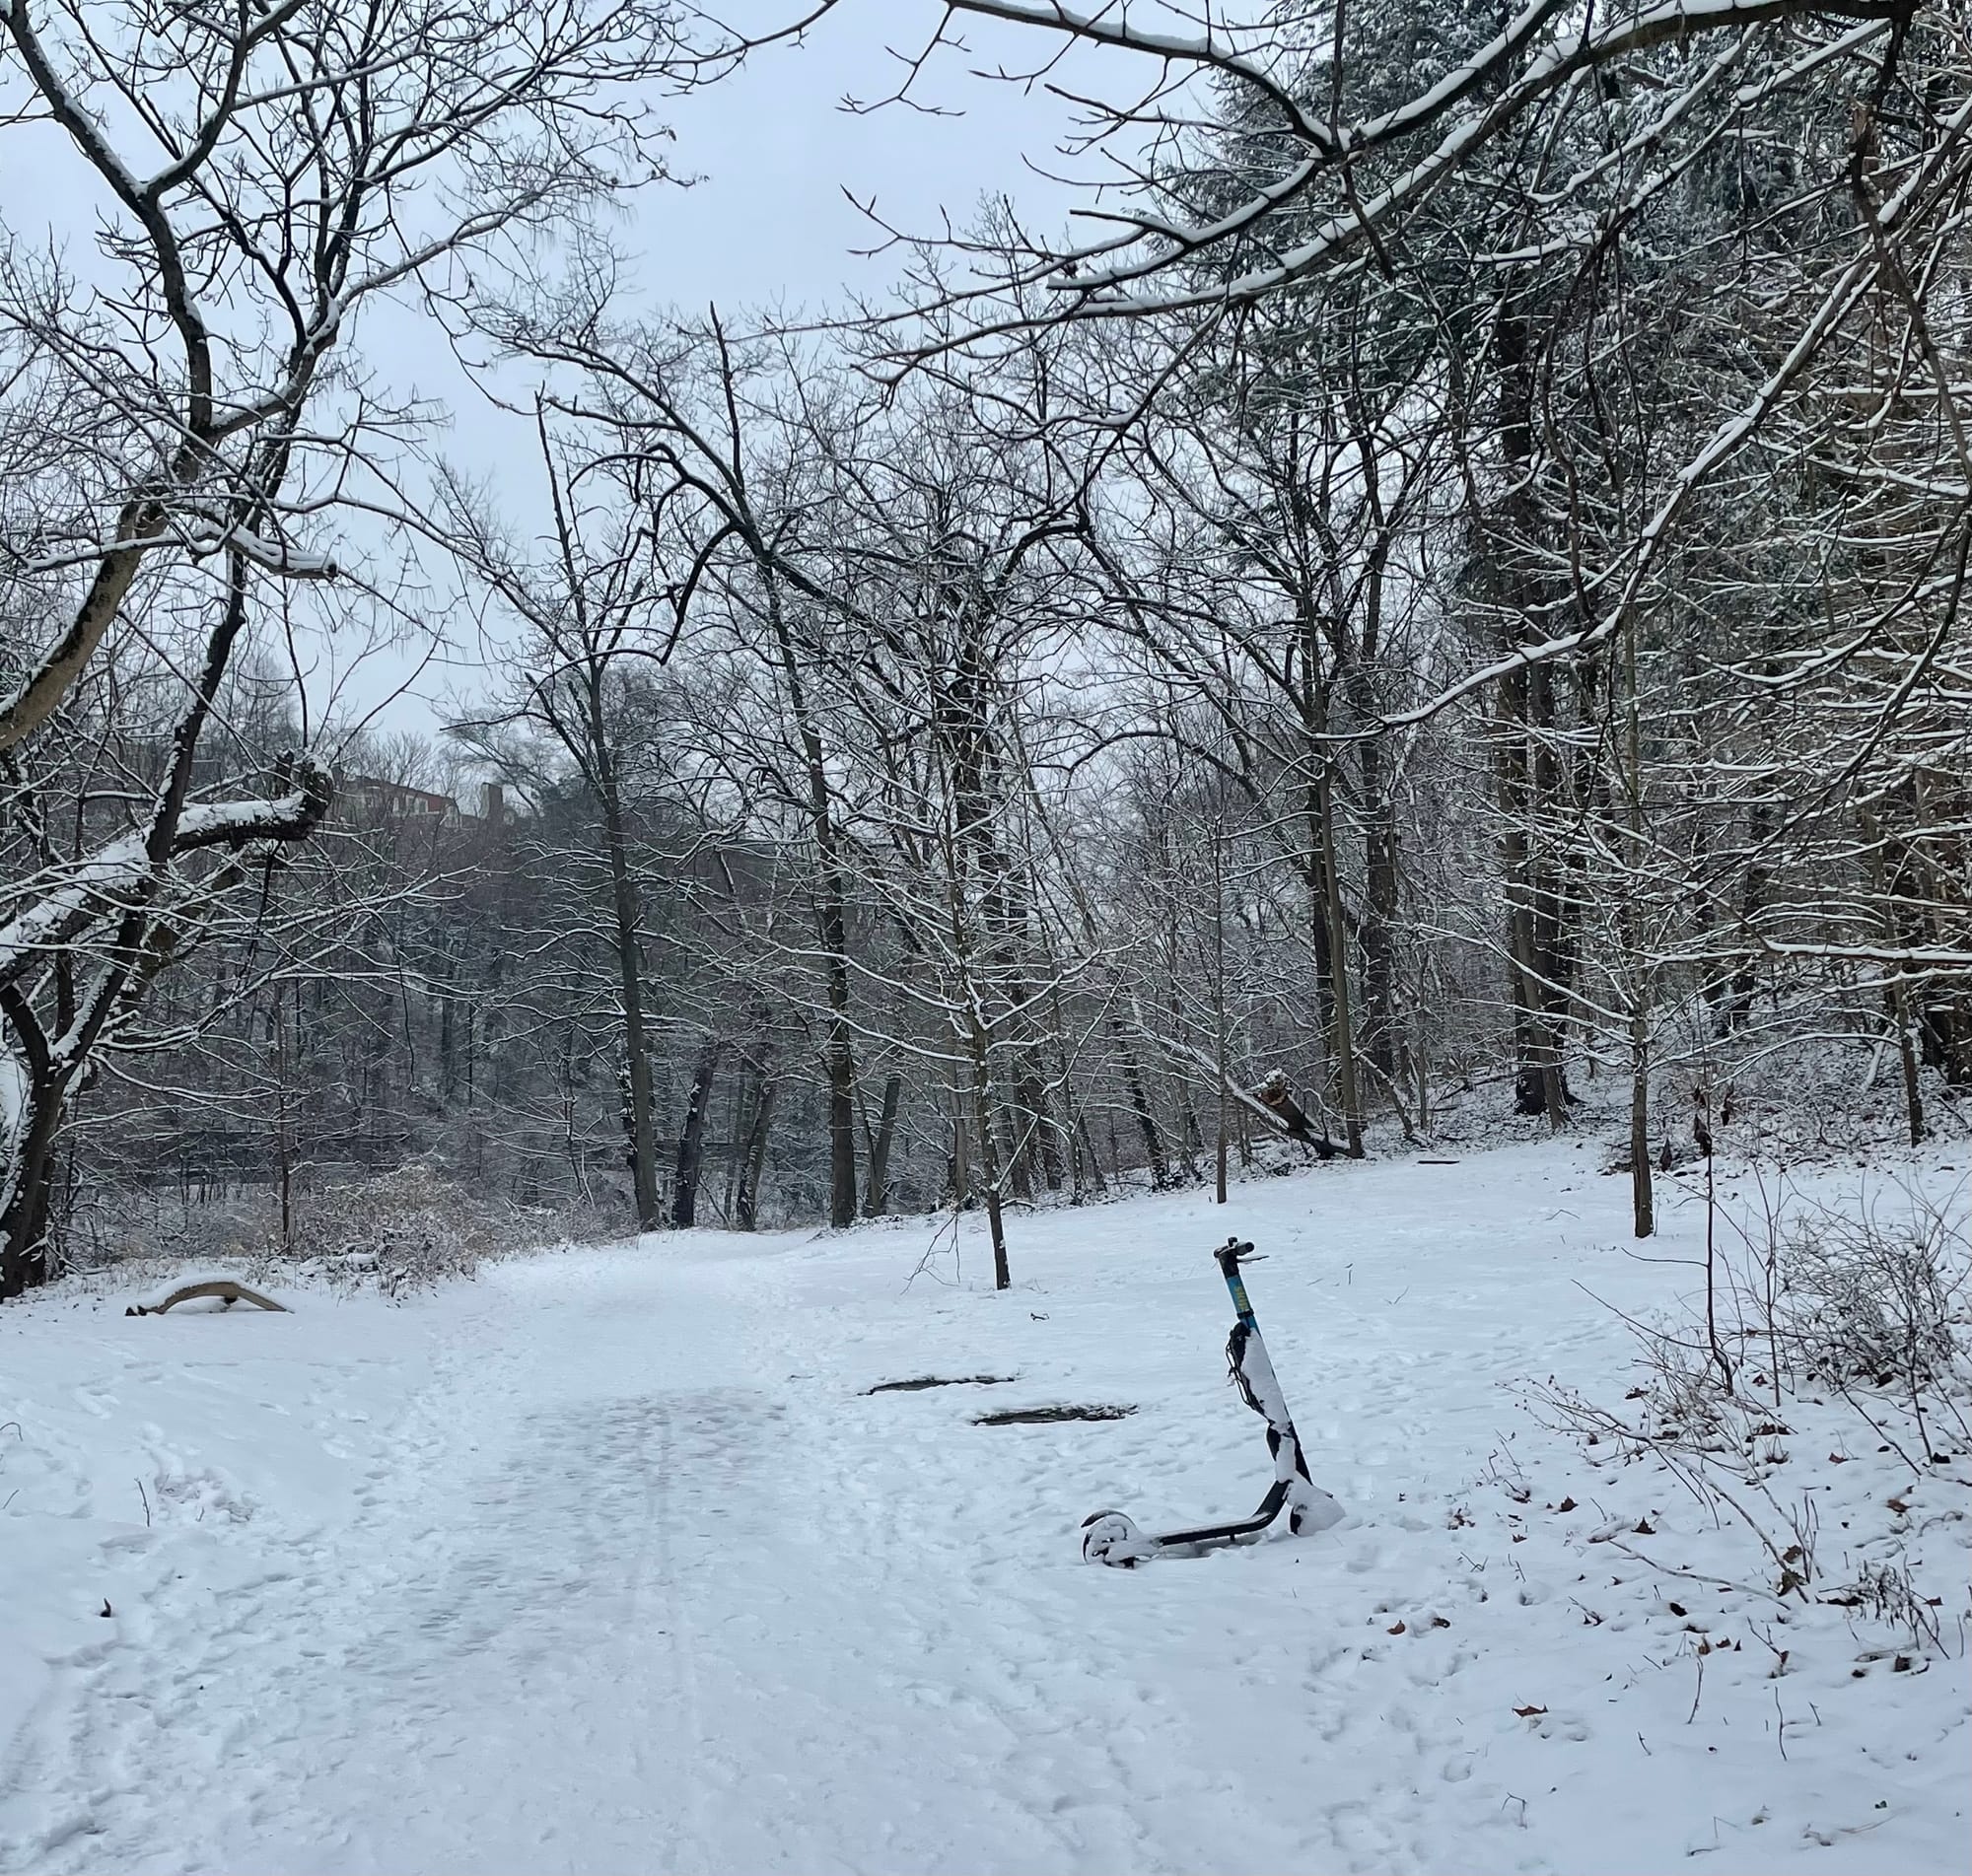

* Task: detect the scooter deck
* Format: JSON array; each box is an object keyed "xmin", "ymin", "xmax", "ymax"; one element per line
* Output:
[{"xmin": 1146, "ymin": 1477, "xmax": 1290, "ymax": 1551}]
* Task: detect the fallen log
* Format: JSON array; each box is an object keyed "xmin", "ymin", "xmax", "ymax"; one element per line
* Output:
[
  {"xmin": 1128, "ymin": 1007, "xmax": 1342, "ymax": 1160},
  {"xmin": 126, "ymin": 1280, "xmax": 289, "ymax": 1317},
  {"xmin": 1250, "ymin": 1070, "xmax": 1341, "ymax": 1159}
]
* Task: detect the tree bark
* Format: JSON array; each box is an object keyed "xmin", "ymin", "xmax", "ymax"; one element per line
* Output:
[
  {"xmin": 1621, "ymin": 609, "xmax": 1654, "ymax": 1237},
  {"xmin": 758, "ymin": 574, "xmax": 859, "ymax": 1227},
  {"xmin": 1, "ymin": 563, "xmax": 327, "ymax": 1293},
  {"xmin": 1315, "ymin": 766, "xmax": 1367, "ymax": 1157},
  {"xmin": 584, "ymin": 669, "xmax": 661, "ymax": 1233},
  {"xmin": 1074, "ymin": 1112, "xmax": 1108, "ymax": 1201},
  {"xmin": 670, "ymin": 1039, "xmax": 722, "ymax": 1228},
  {"xmin": 0, "ymin": 992, "xmax": 62, "ymax": 1297},
  {"xmin": 1485, "ymin": 302, "xmax": 1572, "ymax": 1128},
  {"xmin": 862, "ymin": 1072, "xmax": 902, "ymax": 1216},
  {"xmin": 1214, "ymin": 821, "xmax": 1230, "ymax": 1205},
  {"xmin": 1114, "ymin": 1020, "xmax": 1170, "ymax": 1188},
  {"xmin": 969, "ymin": 1063, "xmax": 1013, "ymax": 1291},
  {"xmin": 737, "ymin": 1077, "xmax": 775, "ymax": 1230},
  {"xmin": 1892, "ymin": 977, "xmax": 1927, "ymax": 1146}
]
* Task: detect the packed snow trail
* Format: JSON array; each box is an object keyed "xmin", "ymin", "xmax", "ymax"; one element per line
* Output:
[{"xmin": 2, "ymin": 1142, "xmax": 1966, "ymax": 1874}]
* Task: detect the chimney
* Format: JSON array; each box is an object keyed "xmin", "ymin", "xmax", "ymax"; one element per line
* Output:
[{"xmin": 479, "ymin": 781, "xmax": 504, "ymax": 824}]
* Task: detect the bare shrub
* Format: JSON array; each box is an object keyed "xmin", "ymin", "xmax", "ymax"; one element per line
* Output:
[
  {"xmin": 1536, "ymin": 1172, "xmax": 1968, "ymax": 1614},
  {"xmin": 291, "ymin": 1162, "xmax": 598, "ymax": 1300},
  {"xmin": 45, "ymin": 1161, "xmax": 632, "ymax": 1303},
  {"xmin": 1827, "ymin": 1558, "xmax": 1945, "ymax": 1655},
  {"xmin": 1778, "ymin": 1194, "xmax": 1964, "ymax": 1396}
]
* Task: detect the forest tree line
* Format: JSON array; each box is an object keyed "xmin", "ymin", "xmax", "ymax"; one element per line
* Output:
[{"xmin": 3, "ymin": 0, "xmax": 1967, "ymax": 1294}]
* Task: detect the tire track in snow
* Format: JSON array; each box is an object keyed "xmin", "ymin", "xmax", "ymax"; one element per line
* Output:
[{"xmin": 0, "ymin": 1271, "xmax": 787, "ymax": 1875}]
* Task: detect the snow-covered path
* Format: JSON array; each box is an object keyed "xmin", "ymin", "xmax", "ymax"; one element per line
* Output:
[{"xmin": 2, "ymin": 1143, "xmax": 1967, "ymax": 1874}]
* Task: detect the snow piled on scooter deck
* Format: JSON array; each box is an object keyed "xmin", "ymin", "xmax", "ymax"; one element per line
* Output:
[{"xmin": 0, "ymin": 1138, "xmax": 1966, "ymax": 1874}]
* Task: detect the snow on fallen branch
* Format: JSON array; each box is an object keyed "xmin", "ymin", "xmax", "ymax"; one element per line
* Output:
[{"xmin": 125, "ymin": 1278, "xmax": 290, "ymax": 1317}]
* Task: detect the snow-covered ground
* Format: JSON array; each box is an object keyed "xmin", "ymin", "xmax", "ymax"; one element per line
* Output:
[{"xmin": 2, "ymin": 1140, "xmax": 1967, "ymax": 1875}]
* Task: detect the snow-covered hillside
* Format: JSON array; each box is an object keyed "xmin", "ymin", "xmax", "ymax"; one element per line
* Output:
[{"xmin": 2, "ymin": 1142, "xmax": 1966, "ymax": 1875}]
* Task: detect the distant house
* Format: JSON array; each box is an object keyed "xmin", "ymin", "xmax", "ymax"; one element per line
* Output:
[
  {"xmin": 334, "ymin": 776, "xmax": 514, "ymax": 829},
  {"xmin": 337, "ymin": 775, "xmax": 460, "ymax": 825}
]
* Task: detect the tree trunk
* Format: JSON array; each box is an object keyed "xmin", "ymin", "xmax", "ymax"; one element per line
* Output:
[
  {"xmin": 1179, "ymin": 1100, "xmax": 1205, "ymax": 1182},
  {"xmin": 1621, "ymin": 610, "xmax": 1654, "ymax": 1238},
  {"xmin": 963, "ymin": 1039, "xmax": 1012, "ymax": 1289},
  {"xmin": 1316, "ymin": 767, "xmax": 1367, "ymax": 1157},
  {"xmin": 822, "ymin": 991, "xmax": 859, "ymax": 1228},
  {"xmin": 737, "ymin": 1077, "xmax": 775, "ymax": 1230},
  {"xmin": 1214, "ymin": 824, "xmax": 1230, "ymax": 1205},
  {"xmin": 974, "ymin": 1105, "xmax": 1012, "ymax": 1290},
  {"xmin": 1356, "ymin": 701, "xmax": 1402, "ymax": 1079},
  {"xmin": 585, "ymin": 671, "xmax": 661, "ymax": 1233},
  {"xmin": 2, "ymin": 555, "xmax": 323, "ymax": 1293},
  {"xmin": 1629, "ymin": 1008, "xmax": 1654, "ymax": 1238},
  {"xmin": 1003, "ymin": 1098, "xmax": 1033, "ymax": 1203},
  {"xmin": 863, "ymin": 1072, "xmax": 902, "ymax": 1216},
  {"xmin": 1893, "ymin": 977, "xmax": 1927, "ymax": 1146},
  {"xmin": 950, "ymin": 1086, "xmax": 972, "ymax": 1210},
  {"xmin": 1486, "ymin": 301, "xmax": 1572, "ymax": 1129},
  {"xmin": 1498, "ymin": 683, "xmax": 1573, "ymax": 1128},
  {"xmin": 0, "ymin": 1010, "xmax": 64, "ymax": 1298},
  {"xmin": 1253, "ymin": 1070, "xmax": 1339, "ymax": 1158},
  {"xmin": 1013, "ymin": 1053, "xmax": 1062, "ymax": 1195},
  {"xmin": 1113, "ymin": 1021, "xmax": 1170, "ymax": 1188},
  {"xmin": 1075, "ymin": 1112, "xmax": 1108, "ymax": 1201},
  {"xmin": 274, "ymin": 980, "xmax": 295, "ymax": 1251},
  {"xmin": 759, "ymin": 571, "xmax": 859, "ymax": 1227},
  {"xmin": 671, "ymin": 1040, "xmax": 722, "ymax": 1228}
]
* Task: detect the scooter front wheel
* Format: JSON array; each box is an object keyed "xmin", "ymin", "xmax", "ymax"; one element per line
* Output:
[{"xmin": 1081, "ymin": 1508, "xmax": 1152, "ymax": 1567}]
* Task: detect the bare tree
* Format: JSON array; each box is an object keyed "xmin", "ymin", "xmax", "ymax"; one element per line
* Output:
[
  {"xmin": 0, "ymin": 0, "xmax": 692, "ymax": 1291},
  {"xmin": 440, "ymin": 403, "xmax": 702, "ymax": 1231}
]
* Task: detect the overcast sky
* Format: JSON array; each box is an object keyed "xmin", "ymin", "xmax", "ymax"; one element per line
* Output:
[
  {"xmin": 363, "ymin": 7, "xmax": 1104, "ymax": 736},
  {"xmin": 420, "ymin": 5, "xmax": 1112, "ymax": 740},
  {"xmin": 362, "ymin": 4, "xmax": 1105, "ymax": 738},
  {"xmin": 652, "ymin": 6, "xmax": 1095, "ymax": 309},
  {"xmin": 3, "ymin": 2, "xmax": 1111, "ymax": 747}
]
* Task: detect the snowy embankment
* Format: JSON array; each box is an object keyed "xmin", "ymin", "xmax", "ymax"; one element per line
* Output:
[{"xmin": 1, "ymin": 1141, "xmax": 1966, "ymax": 1875}]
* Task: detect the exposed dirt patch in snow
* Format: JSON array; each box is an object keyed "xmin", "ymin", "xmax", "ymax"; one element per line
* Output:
[
  {"xmin": 975, "ymin": 1403, "xmax": 1138, "ymax": 1425},
  {"xmin": 865, "ymin": 1373, "xmax": 1017, "ymax": 1394}
]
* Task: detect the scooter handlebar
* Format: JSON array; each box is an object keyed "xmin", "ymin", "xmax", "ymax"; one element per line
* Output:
[{"xmin": 1214, "ymin": 1237, "xmax": 1263, "ymax": 1275}]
